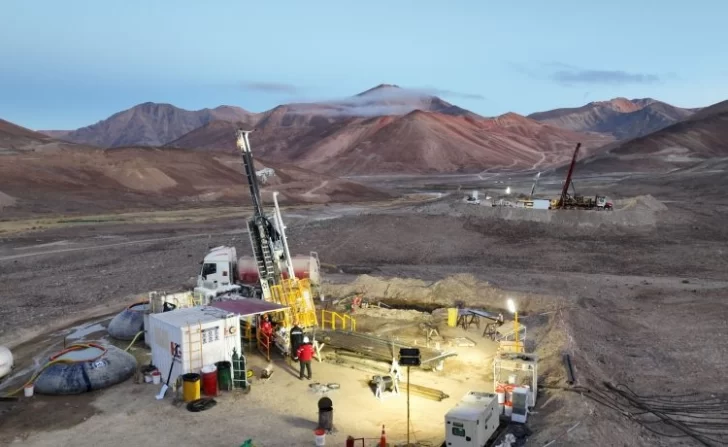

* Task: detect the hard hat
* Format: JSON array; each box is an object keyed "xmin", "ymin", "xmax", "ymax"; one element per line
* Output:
[{"xmin": 303, "ymin": 336, "xmax": 310, "ymax": 343}]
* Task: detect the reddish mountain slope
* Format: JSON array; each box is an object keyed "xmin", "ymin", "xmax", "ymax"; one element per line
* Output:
[
  {"xmin": 528, "ymin": 98, "xmax": 697, "ymax": 140},
  {"xmin": 565, "ymin": 99, "xmax": 728, "ymax": 174},
  {"xmin": 55, "ymin": 103, "xmax": 255, "ymax": 148},
  {"xmin": 0, "ymin": 118, "xmax": 92, "ymax": 154},
  {"xmin": 0, "ymin": 147, "xmax": 392, "ymax": 217},
  {"xmin": 169, "ymin": 85, "xmax": 611, "ymax": 175}
]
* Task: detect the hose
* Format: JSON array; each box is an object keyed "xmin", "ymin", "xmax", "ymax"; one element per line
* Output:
[
  {"xmin": 124, "ymin": 331, "xmax": 145, "ymax": 352},
  {"xmin": 0, "ymin": 342, "xmax": 103, "ymax": 398}
]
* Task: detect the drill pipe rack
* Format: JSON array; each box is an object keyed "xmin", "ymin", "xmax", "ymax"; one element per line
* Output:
[{"xmin": 316, "ymin": 330, "xmax": 454, "ymax": 369}]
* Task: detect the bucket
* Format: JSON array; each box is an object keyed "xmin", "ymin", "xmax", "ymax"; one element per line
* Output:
[
  {"xmin": 144, "ymin": 374, "xmax": 152, "ymax": 383},
  {"xmin": 504, "ymin": 401, "xmax": 513, "ymax": 417},
  {"xmin": 216, "ymin": 361, "xmax": 232, "ymax": 391},
  {"xmin": 314, "ymin": 428, "xmax": 326, "ymax": 446},
  {"xmin": 24, "ymin": 384, "xmax": 34, "ymax": 397},
  {"xmin": 201, "ymin": 365, "xmax": 218, "ymax": 396},
  {"xmin": 151, "ymin": 370, "xmax": 161, "ymax": 385},
  {"xmin": 182, "ymin": 373, "xmax": 201, "ymax": 402},
  {"xmin": 496, "ymin": 385, "xmax": 505, "ymax": 404},
  {"xmin": 447, "ymin": 308, "xmax": 458, "ymax": 327}
]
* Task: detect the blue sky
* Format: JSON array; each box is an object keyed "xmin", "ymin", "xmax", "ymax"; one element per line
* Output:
[{"xmin": 1, "ymin": 0, "xmax": 727, "ymax": 130}]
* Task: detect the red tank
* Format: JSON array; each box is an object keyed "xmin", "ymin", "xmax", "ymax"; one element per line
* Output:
[{"xmin": 236, "ymin": 255, "xmax": 316, "ymax": 285}]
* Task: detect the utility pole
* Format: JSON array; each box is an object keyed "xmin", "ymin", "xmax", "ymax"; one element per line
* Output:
[{"xmin": 399, "ymin": 348, "xmax": 421, "ymax": 446}]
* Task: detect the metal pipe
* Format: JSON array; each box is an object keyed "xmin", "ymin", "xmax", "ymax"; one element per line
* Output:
[{"xmin": 272, "ymin": 192, "xmax": 295, "ymax": 279}]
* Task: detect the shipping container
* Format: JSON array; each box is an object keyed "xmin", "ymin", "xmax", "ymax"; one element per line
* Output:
[{"xmin": 148, "ymin": 306, "xmax": 241, "ymax": 386}]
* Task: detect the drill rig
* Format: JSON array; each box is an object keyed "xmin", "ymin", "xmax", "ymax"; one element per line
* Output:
[
  {"xmin": 235, "ymin": 129, "xmax": 319, "ymax": 331},
  {"xmin": 550, "ymin": 143, "xmax": 612, "ymax": 210}
]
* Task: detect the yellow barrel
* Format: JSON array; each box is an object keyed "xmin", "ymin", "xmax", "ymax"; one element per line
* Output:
[
  {"xmin": 447, "ymin": 308, "xmax": 458, "ymax": 327},
  {"xmin": 182, "ymin": 373, "xmax": 201, "ymax": 402}
]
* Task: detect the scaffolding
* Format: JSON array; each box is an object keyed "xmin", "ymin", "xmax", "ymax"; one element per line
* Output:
[{"xmin": 493, "ymin": 351, "xmax": 538, "ymax": 408}]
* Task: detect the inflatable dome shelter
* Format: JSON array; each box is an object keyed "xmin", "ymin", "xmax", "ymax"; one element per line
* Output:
[
  {"xmin": 33, "ymin": 342, "xmax": 137, "ymax": 395},
  {"xmin": 107, "ymin": 301, "xmax": 150, "ymax": 340}
]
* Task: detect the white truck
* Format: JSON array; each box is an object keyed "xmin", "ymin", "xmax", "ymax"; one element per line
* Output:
[
  {"xmin": 444, "ymin": 391, "xmax": 500, "ymax": 447},
  {"xmin": 194, "ymin": 246, "xmax": 321, "ymax": 302}
]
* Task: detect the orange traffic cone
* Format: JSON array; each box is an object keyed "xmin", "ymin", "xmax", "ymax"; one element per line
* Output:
[{"xmin": 379, "ymin": 425, "xmax": 387, "ymax": 447}]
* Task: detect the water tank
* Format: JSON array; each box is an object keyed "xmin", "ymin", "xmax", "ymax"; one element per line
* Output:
[
  {"xmin": 0, "ymin": 346, "xmax": 13, "ymax": 378},
  {"xmin": 237, "ymin": 255, "xmax": 315, "ymax": 284}
]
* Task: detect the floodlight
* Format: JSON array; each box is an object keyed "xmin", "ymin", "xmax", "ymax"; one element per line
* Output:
[{"xmin": 507, "ymin": 298, "xmax": 516, "ymax": 314}]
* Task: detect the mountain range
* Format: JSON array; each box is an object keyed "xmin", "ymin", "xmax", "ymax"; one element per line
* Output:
[
  {"xmin": 527, "ymin": 97, "xmax": 698, "ymax": 140},
  {"xmin": 2, "ymin": 84, "xmax": 727, "ymax": 215}
]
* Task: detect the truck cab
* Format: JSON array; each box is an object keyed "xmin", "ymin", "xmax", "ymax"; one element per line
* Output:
[{"xmin": 194, "ymin": 246, "xmax": 246, "ymax": 302}]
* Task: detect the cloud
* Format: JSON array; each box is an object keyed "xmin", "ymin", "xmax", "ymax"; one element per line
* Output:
[
  {"xmin": 240, "ymin": 81, "xmax": 299, "ymax": 94},
  {"xmin": 414, "ymin": 87, "xmax": 486, "ymax": 101},
  {"xmin": 285, "ymin": 85, "xmax": 480, "ymax": 118},
  {"xmin": 512, "ymin": 61, "xmax": 662, "ymax": 86},
  {"xmin": 550, "ymin": 68, "xmax": 660, "ymax": 85}
]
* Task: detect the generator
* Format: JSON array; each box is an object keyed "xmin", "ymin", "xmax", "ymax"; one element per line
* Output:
[{"xmin": 444, "ymin": 391, "xmax": 499, "ymax": 447}]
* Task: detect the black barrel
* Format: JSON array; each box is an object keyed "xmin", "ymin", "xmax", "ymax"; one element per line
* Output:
[{"xmin": 317, "ymin": 397, "xmax": 333, "ymax": 431}]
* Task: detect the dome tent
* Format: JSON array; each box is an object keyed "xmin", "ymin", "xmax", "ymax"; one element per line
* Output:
[{"xmin": 33, "ymin": 342, "xmax": 137, "ymax": 395}]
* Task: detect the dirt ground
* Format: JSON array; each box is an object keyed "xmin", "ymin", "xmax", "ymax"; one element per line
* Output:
[{"xmin": 1, "ymin": 170, "xmax": 728, "ymax": 446}]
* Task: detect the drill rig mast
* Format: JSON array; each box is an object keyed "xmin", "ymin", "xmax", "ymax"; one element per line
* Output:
[
  {"xmin": 236, "ymin": 130, "xmax": 282, "ymax": 301},
  {"xmin": 235, "ymin": 130, "xmax": 318, "ymax": 330}
]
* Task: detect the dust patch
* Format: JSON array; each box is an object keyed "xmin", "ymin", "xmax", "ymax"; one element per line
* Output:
[
  {"xmin": 104, "ymin": 166, "xmax": 177, "ymax": 192},
  {"xmin": 0, "ymin": 190, "xmax": 17, "ymax": 209}
]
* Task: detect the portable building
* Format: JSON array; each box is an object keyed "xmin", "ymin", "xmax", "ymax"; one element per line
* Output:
[{"xmin": 148, "ymin": 306, "xmax": 241, "ymax": 386}]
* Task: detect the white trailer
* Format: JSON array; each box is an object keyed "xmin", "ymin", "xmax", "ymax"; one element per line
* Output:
[
  {"xmin": 444, "ymin": 391, "xmax": 499, "ymax": 447},
  {"xmin": 148, "ymin": 306, "xmax": 241, "ymax": 386}
]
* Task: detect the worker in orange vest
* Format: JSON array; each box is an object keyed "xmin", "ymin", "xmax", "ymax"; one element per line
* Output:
[{"xmin": 296, "ymin": 336, "xmax": 314, "ymax": 380}]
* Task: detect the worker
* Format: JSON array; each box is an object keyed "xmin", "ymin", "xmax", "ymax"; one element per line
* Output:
[
  {"xmin": 296, "ymin": 336, "xmax": 314, "ymax": 380},
  {"xmin": 260, "ymin": 314, "xmax": 273, "ymax": 340},
  {"xmin": 290, "ymin": 322, "xmax": 304, "ymax": 361}
]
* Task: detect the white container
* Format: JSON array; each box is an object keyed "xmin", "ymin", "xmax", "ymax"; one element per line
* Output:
[
  {"xmin": 144, "ymin": 374, "xmax": 152, "ymax": 383},
  {"xmin": 511, "ymin": 387, "xmax": 529, "ymax": 423},
  {"xmin": 0, "ymin": 346, "xmax": 13, "ymax": 379},
  {"xmin": 148, "ymin": 306, "xmax": 241, "ymax": 383},
  {"xmin": 152, "ymin": 371, "xmax": 161, "ymax": 384},
  {"xmin": 314, "ymin": 430, "xmax": 326, "ymax": 446},
  {"xmin": 504, "ymin": 402, "xmax": 513, "ymax": 417},
  {"xmin": 24, "ymin": 384, "xmax": 34, "ymax": 397}
]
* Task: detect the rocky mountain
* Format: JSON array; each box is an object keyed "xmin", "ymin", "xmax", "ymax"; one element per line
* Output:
[
  {"xmin": 0, "ymin": 118, "xmax": 91, "ymax": 154},
  {"xmin": 48, "ymin": 103, "xmax": 255, "ymax": 148},
  {"xmin": 169, "ymin": 85, "xmax": 611, "ymax": 175},
  {"xmin": 528, "ymin": 98, "xmax": 698, "ymax": 140},
  {"xmin": 560, "ymin": 98, "xmax": 728, "ymax": 174}
]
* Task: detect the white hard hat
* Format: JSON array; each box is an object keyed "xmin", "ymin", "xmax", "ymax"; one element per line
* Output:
[{"xmin": 303, "ymin": 336, "xmax": 310, "ymax": 343}]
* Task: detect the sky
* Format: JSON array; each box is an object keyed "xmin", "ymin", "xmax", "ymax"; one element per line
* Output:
[{"xmin": 1, "ymin": 0, "xmax": 727, "ymax": 130}]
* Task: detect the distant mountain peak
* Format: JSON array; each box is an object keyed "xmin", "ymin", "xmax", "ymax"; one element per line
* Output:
[
  {"xmin": 356, "ymin": 84, "xmax": 402, "ymax": 97},
  {"xmin": 528, "ymin": 96, "xmax": 695, "ymax": 141}
]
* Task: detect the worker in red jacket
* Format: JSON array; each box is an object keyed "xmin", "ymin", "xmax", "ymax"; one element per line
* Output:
[
  {"xmin": 296, "ymin": 336, "xmax": 314, "ymax": 380},
  {"xmin": 260, "ymin": 314, "xmax": 273, "ymax": 340}
]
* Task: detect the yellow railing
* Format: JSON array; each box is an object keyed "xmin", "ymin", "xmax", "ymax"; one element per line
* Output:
[{"xmin": 319, "ymin": 310, "xmax": 356, "ymax": 331}]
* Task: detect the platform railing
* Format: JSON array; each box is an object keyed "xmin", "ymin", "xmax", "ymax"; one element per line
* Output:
[{"xmin": 319, "ymin": 310, "xmax": 357, "ymax": 331}]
